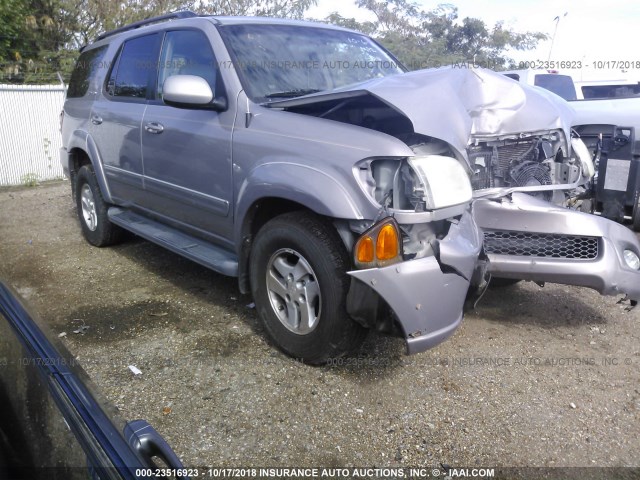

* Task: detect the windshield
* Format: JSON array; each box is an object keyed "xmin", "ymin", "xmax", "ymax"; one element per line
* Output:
[
  {"xmin": 533, "ymin": 74, "xmax": 577, "ymax": 101},
  {"xmin": 218, "ymin": 24, "xmax": 405, "ymax": 103}
]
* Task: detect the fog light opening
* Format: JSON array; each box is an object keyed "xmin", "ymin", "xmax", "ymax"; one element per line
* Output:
[{"xmin": 623, "ymin": 250, "xmax": 640, "ymax": 270}]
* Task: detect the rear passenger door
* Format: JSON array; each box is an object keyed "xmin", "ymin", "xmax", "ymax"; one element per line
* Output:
[
  {"xmin": 140, "ymin": 29, "xmax": 234, "ymax": 245},
  {"xmin": 89, "ymin": 33, "xmax": 160, "ymax": 204}
]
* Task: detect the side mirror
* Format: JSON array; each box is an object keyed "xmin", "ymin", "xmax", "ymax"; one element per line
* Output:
[{"xmin": 162, "ymin": 74, "xmax": 227, "ymax": 111}]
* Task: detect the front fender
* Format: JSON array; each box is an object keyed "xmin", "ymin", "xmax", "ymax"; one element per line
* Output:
[
  {"xmin": 234, "ymin": 162, "xmax": 365, "ymax": 240},
  {"xmin": 65, "ymin": 130, "xmax": 113, "ymax": 204}
]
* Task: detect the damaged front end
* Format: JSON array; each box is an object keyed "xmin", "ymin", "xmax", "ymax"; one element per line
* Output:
[
  {"xmin": 469, "ymin": 129, "xmax": 594, "ymax": 206},
  {"xmin": 347, "ymin": 210, "xmax": 484, "ymax": 353},
  {"xmin": 346, "ymin": 152, "xmax": 486, "ymax": 354},
  {"xmin": 270, "ymin": 66, "xmax": 637, "ymax": 354}
]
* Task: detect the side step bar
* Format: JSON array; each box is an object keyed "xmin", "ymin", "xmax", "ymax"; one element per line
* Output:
[{"xmin": 108, "ymin": 207, "xmax": 238, "ymax": 277}]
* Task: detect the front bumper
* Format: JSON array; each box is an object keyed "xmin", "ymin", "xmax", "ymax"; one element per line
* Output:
[
  {"xmin": 474, "ymin": 193, "xmax": 640, "ymax": 302},
  {"xmin": 348, "ymin": 208, "xmax": 483, "ymax": 354}
]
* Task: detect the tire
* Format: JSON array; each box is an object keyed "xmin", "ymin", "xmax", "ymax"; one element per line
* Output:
[
  {"xmin": 489, "ymin": 277, "xmax": 521, "ymax": 288},
  {"xmin": 250, "ymin": 211, "xmax": 366, "ymax": 364},
  {"xmin": 75, "ymin": 165, "xmax": 124, "ymax": 247},
  {"xmin": 633, "ymin": 193, "xmax": 640, "ymax": 232}
]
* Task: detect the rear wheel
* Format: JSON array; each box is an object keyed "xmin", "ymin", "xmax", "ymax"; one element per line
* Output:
[
  {"xmin": 250, "ymin": 211, "xmax": 366, "ymax": 364},
  {"xmin": 75, "ymin": 165, "xmax": 124, "ymax": 247}
]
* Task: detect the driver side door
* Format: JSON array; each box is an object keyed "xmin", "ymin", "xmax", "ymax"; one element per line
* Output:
[{"xmin": 140, "ymin": 29, "xmax": 234, "ymax": 245}]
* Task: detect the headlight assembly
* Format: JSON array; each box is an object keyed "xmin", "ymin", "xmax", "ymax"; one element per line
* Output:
[{"xmin": 407, "ymin": 155, "xmax": 473, "ymax": 210}]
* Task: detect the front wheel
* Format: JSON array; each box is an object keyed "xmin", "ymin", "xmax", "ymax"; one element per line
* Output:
[
  {"xmin": 75, "ymin": 165, "xmax": 124, "ymax": 247},
  {"xmin": 250, "ymin": 212, "xmax": 366, "ymax": 364}
]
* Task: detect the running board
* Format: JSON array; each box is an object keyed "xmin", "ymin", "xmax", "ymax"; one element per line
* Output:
[{"xmin": 108, "ymin": 207, "xmax": 238, "ymax": 277}]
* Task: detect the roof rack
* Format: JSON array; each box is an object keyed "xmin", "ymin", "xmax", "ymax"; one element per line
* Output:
[{"xmin": 95, "ymin": 11, "xmax": 198, "ymax": 42}]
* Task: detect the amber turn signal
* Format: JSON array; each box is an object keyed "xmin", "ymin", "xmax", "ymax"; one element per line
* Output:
[
  {"xmin": 376, "ymin": 224, "xmax": 399, "ymax": 260},
  {"xmin": 353, "ymin": 217, "xmax": 402, "ymax": 269},
  {"xmin": 356, "ymin": 236, "xmax": 375, "ymax": 263}
]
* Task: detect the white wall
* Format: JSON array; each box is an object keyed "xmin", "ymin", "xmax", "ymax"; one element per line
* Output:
[{"xmin": 0, "ymin": 84, "xmax": 66, "ymax": 186}]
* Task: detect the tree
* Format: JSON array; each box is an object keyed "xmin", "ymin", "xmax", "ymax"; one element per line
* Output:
[
  {"xmin": 69, "ymin": 0, "xmax": 196, "ymax": 49},
  {"xmin": 0, "ymin": 0, "xmax": 29, "ymax": 62},
  {"xmin": 0, "ymin": 0, "xmax": 78, "ymax": 82},
  {"xmin": 0, "ymin": 0, "xmax": 317, "ymax": 83},
  {"xmin": 325, "ymin": 0, "xmax": 547, "ymax": 71}
]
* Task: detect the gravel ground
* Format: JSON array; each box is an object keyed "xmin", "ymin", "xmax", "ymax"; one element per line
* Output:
[{"xmin": 1, "ymin": 181, "xmax": 639, "ymax": 473}]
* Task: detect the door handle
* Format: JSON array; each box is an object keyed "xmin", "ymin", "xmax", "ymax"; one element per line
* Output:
[
  {"xmin": 91, "ymin": 115, "xmax": 103, "ymax": 125},
  {"xmin": 124, "ymin": 420, "xmax": 188, "ymax": 476},
  {"xmin": 144, "ymin": 122, "xmax": 164, "ymax": 134}
]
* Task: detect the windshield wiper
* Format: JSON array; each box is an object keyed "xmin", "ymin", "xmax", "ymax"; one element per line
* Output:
[{"xmin": 264, "ymin": 89, "xmax": 321, "ymax": 99}]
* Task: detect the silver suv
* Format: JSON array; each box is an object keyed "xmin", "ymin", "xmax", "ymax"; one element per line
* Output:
[{"xmin": 61, "ymin": 12, "xmax": 640, "ymax": 363}]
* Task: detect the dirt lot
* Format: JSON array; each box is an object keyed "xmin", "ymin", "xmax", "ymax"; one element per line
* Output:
[{"xmin": 1, "ymin": 181, "xmax": 639, "ymax": 473}]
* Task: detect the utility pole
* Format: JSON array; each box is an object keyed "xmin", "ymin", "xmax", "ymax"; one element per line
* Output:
[{"xmin": 548, "ymin": 12, "xmax": 568, "ymax": 62}]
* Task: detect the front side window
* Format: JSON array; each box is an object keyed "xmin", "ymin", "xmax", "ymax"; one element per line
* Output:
[
  {"xmin": 157, "ymin": 29, "xmax": 218, "ymax": 98},
  {"xmin": 107, "ymin": 34, "xmax": 159, "ymax": 99},
  {"xmin": 219, "ymin": 24, "xmax": 405, "ymax": 102}
]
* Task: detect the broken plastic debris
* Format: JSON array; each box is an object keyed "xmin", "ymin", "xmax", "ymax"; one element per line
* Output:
[
  {"xmin": 246, "ymin": 302, "xmax": 256, "ymax": 309},
  {"xmin": 73, "ymin": 326, "xmax": 89, "ymax": 335},
  {"xmin": 128, "ymin": 365, "xmax": 142, "ymax": 375},
  {"xmin": 58, "ymin": 332, "xmax": 67, "ymax": 338}
]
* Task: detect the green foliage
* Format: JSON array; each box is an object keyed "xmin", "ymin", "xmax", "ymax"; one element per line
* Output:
[
  {"xmin": 21, "ymin": 172, "xmax": 39, "ymax": 187},
  {"xmin": 0, "ymin": 0, "xmax": 29, "ymax": 61},
  {"xmin": 0, "ymin": 0, "xmax": 78, "ymax": 83},
  {"xmin": 0, "ymin": 0, "xmax": 317, "ymax": 84}
]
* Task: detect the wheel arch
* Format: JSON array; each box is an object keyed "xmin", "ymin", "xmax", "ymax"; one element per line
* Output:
[
  {"xmin": 234, "ymin": 164, "xmax": 365, "ymax": 294},
  {"xmin": 66, "ymin": 130, "xmax": 113, "ymax": 203},
  {"xmin": 236, "ymin": 197, "xmax": 324, "ymax": 294}
]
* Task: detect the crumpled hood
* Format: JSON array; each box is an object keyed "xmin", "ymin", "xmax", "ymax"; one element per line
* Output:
[{"xmin": 270, "ymin": 67, "xmax": 575, "ymax": 157}]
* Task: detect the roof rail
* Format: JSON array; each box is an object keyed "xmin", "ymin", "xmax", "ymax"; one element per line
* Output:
[{"xmin": 95, "ymin": 11, "xmax": 198, "ymax": 42}]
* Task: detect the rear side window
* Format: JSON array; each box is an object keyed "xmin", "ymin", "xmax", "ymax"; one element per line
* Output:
[
  {"xmin": 582, "ymin": 84, "xmax": 640, "ymax": 99},
  {"xmin": 107, "ymin": 34, "xmax": 159, "ymax": 99},
  {"xmin": 67, "ymin": 46, "xmax": 108, "ymax": 98},
  {"xmin": 533, "ymin": 74, "xmax": 577, "ymax": 101}
]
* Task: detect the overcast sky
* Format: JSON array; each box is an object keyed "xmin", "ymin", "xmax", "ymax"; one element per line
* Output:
[{"xmin": 306, "ymin": 0, "xmax": 639, "ymax": 79}]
